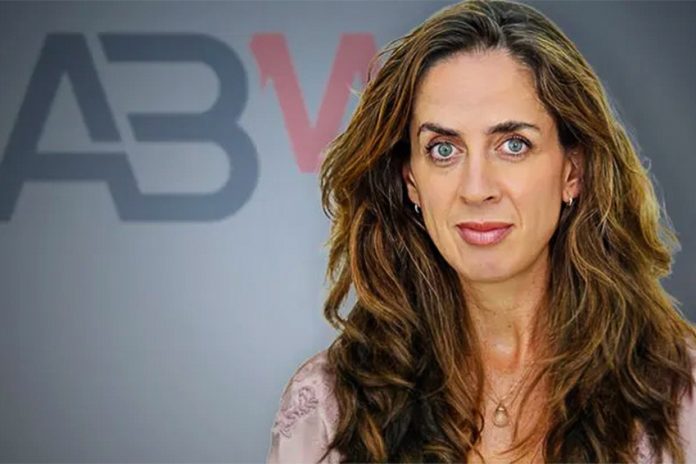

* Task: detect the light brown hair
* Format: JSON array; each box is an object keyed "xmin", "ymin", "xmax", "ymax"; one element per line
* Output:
[{"xmin": 318, "ymin": 0, "xmax": 696, "ymax": 462}]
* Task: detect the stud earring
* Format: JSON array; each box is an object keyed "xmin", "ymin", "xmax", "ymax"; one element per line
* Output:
[
  {"xmin": 414, "ymin": 203, "xmax": 421, "ymax": 214},
  {"xmin": 566, "ymin": 197, "xmax": 574, "ymax": 207}
]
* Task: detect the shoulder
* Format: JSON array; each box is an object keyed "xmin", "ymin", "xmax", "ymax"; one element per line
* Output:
[
  {"xmin": 646, "ymin": 343, "xmax": 696, "ymax": 463},
  {"xmin": 266, "ymin": 349, "xmax": 341, "ymax": 464},
  {"xmin": 635, "ymin": 343, "xmax": 696, "ymax": 463},
  {"xmin": 272, "ymin": 349, "xmax": 339, "ymax": 438},
  {"xmin": 676, "ymin": 343, "xmax": 696, "ymax": 462}
]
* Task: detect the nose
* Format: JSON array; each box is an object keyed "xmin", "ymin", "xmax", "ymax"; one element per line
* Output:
[{"xmin": 457, "ymin": 150, "xmax": 500, "ymax": 205}]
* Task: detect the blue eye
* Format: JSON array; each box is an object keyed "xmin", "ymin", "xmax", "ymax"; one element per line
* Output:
[
  {"xmin": 435, "ymin": 143, "xmax": 454, "ymax": 158},
  {"xmin": 502, "ymin": 137, "xmax": 531, "ymax": 156},
  {"xmin": 425, "ymin": 141, "xmax": 458, "ymax": 164}
]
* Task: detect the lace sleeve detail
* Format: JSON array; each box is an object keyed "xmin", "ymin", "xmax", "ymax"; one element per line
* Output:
[
  {"xmin": 267, "ymin": 350, "xmax": 341, "ymax": 464},
  {"xmin": 677, "ymin": 344, "xmax": 696, "ymax": 463},
  {"xmin": 635, "ymin": 344, "xmax": 696, "ymax": 464},
  {"xmin": 635, "ymin": 430, "xmax": 656, "ymax": 464}
]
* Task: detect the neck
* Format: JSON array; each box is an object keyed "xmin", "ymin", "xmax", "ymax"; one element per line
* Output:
[{"xmin": 460, "ymin": 248, "xmax": 550, "ymax": 373}]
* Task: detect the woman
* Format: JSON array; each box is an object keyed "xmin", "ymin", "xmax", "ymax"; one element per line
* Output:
[{"xmin": 267, "ymin": 0, "xmax": 696, "ymax": 462}]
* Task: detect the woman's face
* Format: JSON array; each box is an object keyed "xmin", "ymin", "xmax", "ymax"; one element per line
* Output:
[{"xmin": 403, "ymin": 48, "xmax": 581, "ymax": 285}]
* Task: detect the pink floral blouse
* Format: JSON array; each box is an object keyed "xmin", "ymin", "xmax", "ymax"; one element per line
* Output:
[{"xmin": 267, "ymin": 349, "xmax": 696, "ymax": 464}]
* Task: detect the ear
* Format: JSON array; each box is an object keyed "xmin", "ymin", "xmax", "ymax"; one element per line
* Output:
[
  {"xmin": 402, "ymin": 158, "xmax": 421, "ymax": 207},
  {"xmin": 563, "ymin": 148, "xmax": 583, "ymax": 202}
]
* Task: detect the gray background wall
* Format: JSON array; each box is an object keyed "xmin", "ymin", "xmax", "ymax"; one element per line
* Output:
[{"xmin": 0, "ymin": 1, "xmax": 694, "ymax": 462}]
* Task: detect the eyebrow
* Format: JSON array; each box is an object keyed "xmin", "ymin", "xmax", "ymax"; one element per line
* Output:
[{"xmin": 416, "ymin": 120, "xmax": 541, "ymax": 138}]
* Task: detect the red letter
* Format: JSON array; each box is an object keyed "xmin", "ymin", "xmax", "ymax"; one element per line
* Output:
[{"xmin": 251, "ymin": 33, "xmax": 376, "ymax": 173}]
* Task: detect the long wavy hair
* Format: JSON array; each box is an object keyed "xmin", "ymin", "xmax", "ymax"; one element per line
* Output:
[{"xmin": 317, "ymin": 1, "xmax": 696, "ymax": 462}]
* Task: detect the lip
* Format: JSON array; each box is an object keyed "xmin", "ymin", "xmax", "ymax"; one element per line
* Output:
[{"xmin": 456, "ymin": 222, "xmax": 513, "ymax": 246}]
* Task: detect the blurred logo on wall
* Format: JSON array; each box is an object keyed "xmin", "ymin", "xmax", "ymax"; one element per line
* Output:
[{"xmin": 0, "ymin": 32, "xmax": 376, "ymax": 221}]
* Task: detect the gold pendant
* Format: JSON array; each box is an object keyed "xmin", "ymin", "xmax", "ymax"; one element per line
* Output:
[{"xmin": 492, "ymin": 404, "xmax": 510, "ymax": 427}]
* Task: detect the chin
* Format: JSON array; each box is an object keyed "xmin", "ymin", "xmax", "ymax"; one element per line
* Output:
[{"xmin": 457, "ymin": 263, "xmax": 515, "ymax": 284}]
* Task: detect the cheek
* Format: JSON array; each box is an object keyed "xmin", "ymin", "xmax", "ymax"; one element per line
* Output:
[
  {"xmin": 419, "ymin": 171, "xmax": 459, "ymax": 215},
  {"xmin": 512, "ymin": 169, "xmax": 563, "ymax": 239},
  {"xmin": 418, "ymin": 173, "xmax": 460, "ymax": 247}
]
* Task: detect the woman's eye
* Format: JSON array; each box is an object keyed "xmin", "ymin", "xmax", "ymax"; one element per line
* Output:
[
  {"xmin": 501, "ymin": 137, "xmax": 531, "ymax": 156},
  {"xmin": 426, "ymin": 141, "xmax": 457, "ymax": 163}
]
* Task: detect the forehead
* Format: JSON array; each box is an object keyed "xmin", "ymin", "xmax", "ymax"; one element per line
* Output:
[{"xmin": 411, "ymin": 49, "xmax": 552, "ymax": 133}]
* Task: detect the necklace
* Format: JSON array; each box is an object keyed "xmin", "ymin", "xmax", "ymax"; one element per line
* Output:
[{"xmin": 484, "ymin": 362, "xmax": 535, "ymax": 428}]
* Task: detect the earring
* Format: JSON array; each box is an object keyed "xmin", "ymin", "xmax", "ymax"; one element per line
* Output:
[
  {"xmin": 414, "ymin": 203, "xmax": 421, "ymax": 214},
  {"xmin": 566, "ymin": 197, "xmax": 574, "ymax": 207}
]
